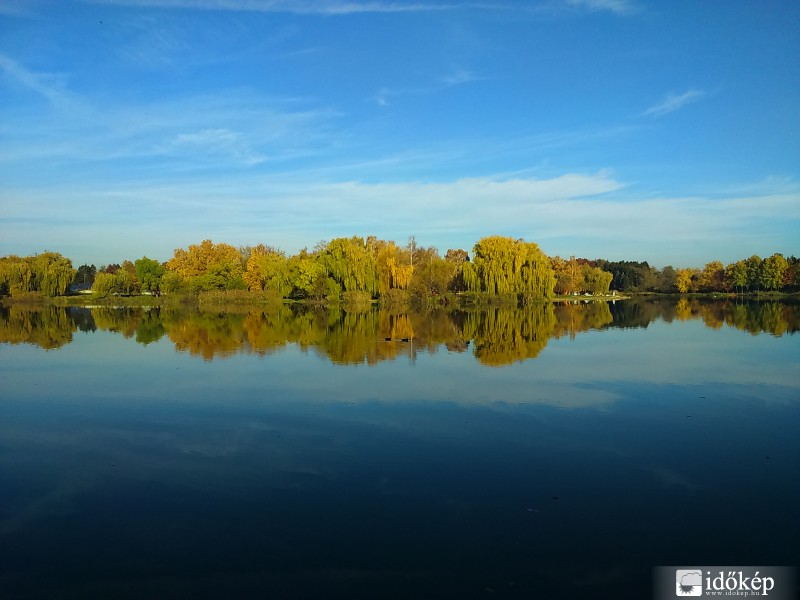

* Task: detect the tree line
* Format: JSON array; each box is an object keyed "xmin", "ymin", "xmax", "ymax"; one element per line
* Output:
[
  {"xmin": 1, "ymin": 236, "xmax": 798, "ymax": 303},
  {"xmin": 594, "ymin": 255, "xmax": 799, "ymax": 294}
]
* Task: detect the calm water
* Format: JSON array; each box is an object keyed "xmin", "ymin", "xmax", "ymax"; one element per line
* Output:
[{"xmin": 1, "ymin": 299, "xmax": 798, "ymax": 599}]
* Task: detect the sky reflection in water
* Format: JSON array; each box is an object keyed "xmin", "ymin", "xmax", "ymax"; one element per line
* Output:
[{"xmin": 0, "ymin": 300, "xmax": 798, "ymax": 599}]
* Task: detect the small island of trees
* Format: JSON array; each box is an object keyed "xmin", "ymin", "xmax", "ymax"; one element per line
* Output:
[{"xmin": 1, "ymin": 235, "xmax": 798, "ymax": 307}]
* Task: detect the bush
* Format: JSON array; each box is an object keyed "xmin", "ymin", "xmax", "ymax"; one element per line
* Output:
[
  {"xmin": 378, "ymin": 288, "xmax": 409, "ymax": 309},
  {"xmin": 341, "ymin": 290, "xmax": 373, "ymax": 309}
]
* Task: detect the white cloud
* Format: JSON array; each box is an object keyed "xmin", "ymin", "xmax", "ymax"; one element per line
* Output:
[
  {"xmin": 3, "ymin": 172, "xmax": 798, "ymax": 267},
  {"xmin": 643, "ymin": 89, "xmax": 705, "ymax": 117}
]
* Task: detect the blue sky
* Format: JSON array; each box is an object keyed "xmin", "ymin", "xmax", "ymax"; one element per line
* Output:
[{"xmin": 1, "ymin": 0, "xmax": 798, "ymax": 268}]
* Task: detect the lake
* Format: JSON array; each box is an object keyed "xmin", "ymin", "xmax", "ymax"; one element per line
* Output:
[{"xmin": 1, "ymin": 299, "xmax": 798, "ymax": 599}]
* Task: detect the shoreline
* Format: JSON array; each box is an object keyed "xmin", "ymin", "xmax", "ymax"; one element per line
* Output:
[{"xmin": 4, "ymin": 290, "xmax": 798, "ymax": 311}]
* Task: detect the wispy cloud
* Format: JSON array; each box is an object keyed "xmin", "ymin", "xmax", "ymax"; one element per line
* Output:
[
  {"xmin": 0, "ymin": 54, "xmax": 81, "ymax": 111},
  {"xmin": 82, "ymin": 0, "xmax": 461, "ymax": 14},
  {"xmin": 0, "ymin": 54, "xmax": 338, "ymax": 169},
  {"xmin": 643, "ymin": 89, "xmax": 705, "ymax": 117},
  {"xmin": 0, "ymin": 1, "xmax": 38, "ymax": 17},
  {"xmin": 157, "ymin": 128, "xmax": 269, "ymax": 165},
  {"xmin": 563, "ymin": 0, "xmax": 639, "ymax": 16},
  {"xmin": 440, "ymin": 69, "xmax": 484, "ymax": 86},
  {"xmin": 375, "ymin": 69, "xmax": 485, "ymax": 106}
]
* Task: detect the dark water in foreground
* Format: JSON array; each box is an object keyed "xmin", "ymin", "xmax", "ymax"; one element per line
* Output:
[{"xmin": 1, "ymin": 299, "xmax": 798, "ymax": 599}]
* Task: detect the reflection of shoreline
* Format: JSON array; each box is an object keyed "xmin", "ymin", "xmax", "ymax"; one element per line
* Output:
[{"xmin": 1, "ymin": 299, "xmax": 797, "ymax": 362}]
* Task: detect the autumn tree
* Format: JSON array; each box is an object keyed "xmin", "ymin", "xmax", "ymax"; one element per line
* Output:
[
  {"xmin": 408, "ymin": 247, "xmax": 456, "ymax": 306},
  {"xmin": 444, "ymin": 249, "xmax": 469, "ymax": 292},
  {"xmin": 725, "ymin": 261, "xmax": 748, "ymax": 294},
  {"xmin": 0, "ymin": 256, "xmax": 33, "ymax": 296},
  {"xmin": 0, "ymin": 253, "xmax": 75, "ymax": 297},
  {"xmin": 760, "ymin": 253, "xmax": 788, "ymax": 291},
  {"xmin": 167, "ymin": 240, "xmax": 245, "ymax": 291},
  {"xmin": 286, "ymin": 249, "xmax": 327, "ymax": 298},
  {"xmin": 319, "ymin": 236, "xmax": 378, "ymax": 295},
  {"xmin": 583, "ymin": 264, "xmax": 613, "ymax": 295},
  {"xmin": 699, "ymin": 261, "xmax": 726, "ymax": 292},
  {"xmin": 466, "ymin": 236, "xmax": 555, "ymax": 299},
  {"xmin": 374, "ymin": 240, "xmax": 413, "ymax": 295},
  {"xmin": 744, "ymin": 255, "xmax": 763, "ymax": 292},
  {"xmin": 552, "ymin": 256, "xmax": 579, "ymax": 295},
  {"xmin": 243, "ymin": 244, "xmax": 291, "ymax": 295},
  {"xmin": 92, "ymin": 272, "xmax": 117, "ymax": 297},
  {"xmin": 675, "ymin": 268, "xmax": 696, "ymax": 293}
]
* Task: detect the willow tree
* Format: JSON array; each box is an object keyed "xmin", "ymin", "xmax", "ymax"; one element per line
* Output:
[
  {"xmin": 320, "ymin": 237, "xmax": 378, "ymax": 295},
  {"xmin": 0, "ymin": 256, "xmax": 33, "ymax": 296},
  {"xmin": 374, "ymin": 240, "xmax": 413, "ymax": 294},
  {"xmin": 0, "ymin": 253, "xmax": 74, "ymax": 297},
  {"xmin": 468, "ymin": 236, "xmax": 555, "ymax": 298}
]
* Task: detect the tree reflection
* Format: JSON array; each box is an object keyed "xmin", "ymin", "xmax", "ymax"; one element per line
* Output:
[
  {"xmin": 553, "ymin": 301, "xmax": 614, "ymax": 339},
  {"xmin": 0, "ymin": 305, "xmax": 76, "ymax": 349},
  {"xmin": 462, "ymin": 306, "xmax": 556, "ymax": 366},
  {"xmin": 2, "ymin": 299, "xmax": 797, "ymax": 361}
]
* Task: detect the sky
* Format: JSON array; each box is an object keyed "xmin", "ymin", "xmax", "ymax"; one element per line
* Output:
[{"xmin": 1, "ymin": 0, "xmax": 798, "ymax": 268}]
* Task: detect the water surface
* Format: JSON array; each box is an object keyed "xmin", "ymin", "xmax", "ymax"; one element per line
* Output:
[{"xmin": 1, "ymin": 299, "xmax": 798, "ymax": 599}]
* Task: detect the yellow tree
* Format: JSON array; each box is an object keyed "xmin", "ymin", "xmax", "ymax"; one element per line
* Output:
[
  {"xmin": 167, "ymin": 240, "xmax": 244, "ymax": 290},
  {"xmin": 320, "ymin": 236, "xmax": 378, "ymax": 294},
  {"xmin": 675, "ymin": 268, "xmax": 696, "ymax": 293},
  {"xmin": 470, "ymin": 236, "xmax": 555, "ymax": 298},
  {"xmin": 244, "ymin": 244, "xmax": 289, "ymax": 294},
  {"xmin": 699, "ymin": 261, "xmax": 726, "ymax": 292}
]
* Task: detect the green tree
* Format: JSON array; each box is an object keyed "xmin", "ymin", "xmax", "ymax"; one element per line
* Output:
[
  {"xmin": 73, "ymin": 264, "xmax": 97, "ymax": 287},
  {"xmin": 287, "ymin": 249, "xmax": 326, "ymax": 298},
  {"xmin": 725, "ymin": 260, "xmax": 748, "ymax": 294},
  {"xmin": 760, "ymin": 253, "xmax": 788, "ymax": 291},
  {"xmin": 583, "ymin": 265, "xmax": 613, "ymax": 295},
  {"xmin": 118, "ymin": 260, "xmax": 140, "ymax": 295},
  {"xmin": 744, "ymin": 255, "xmax": 763, "ymax": 291},
  {"xmin": 114, "ymin": 268, "xmax": 137, "ymax": 295},
  {"xmin": 408, "ymin": 248, "xmax": 456, "ymax": 306},
  {"xmin": 244, "ymin": 244, "xmax": 291, "ymax": 295},
  {"xmin": 135, "ymin": 257, "xmax": 166, "ymax": 294},
  {"xmin": 92, "ymin": 272, "xmax": 117, "ymax": 297}
]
